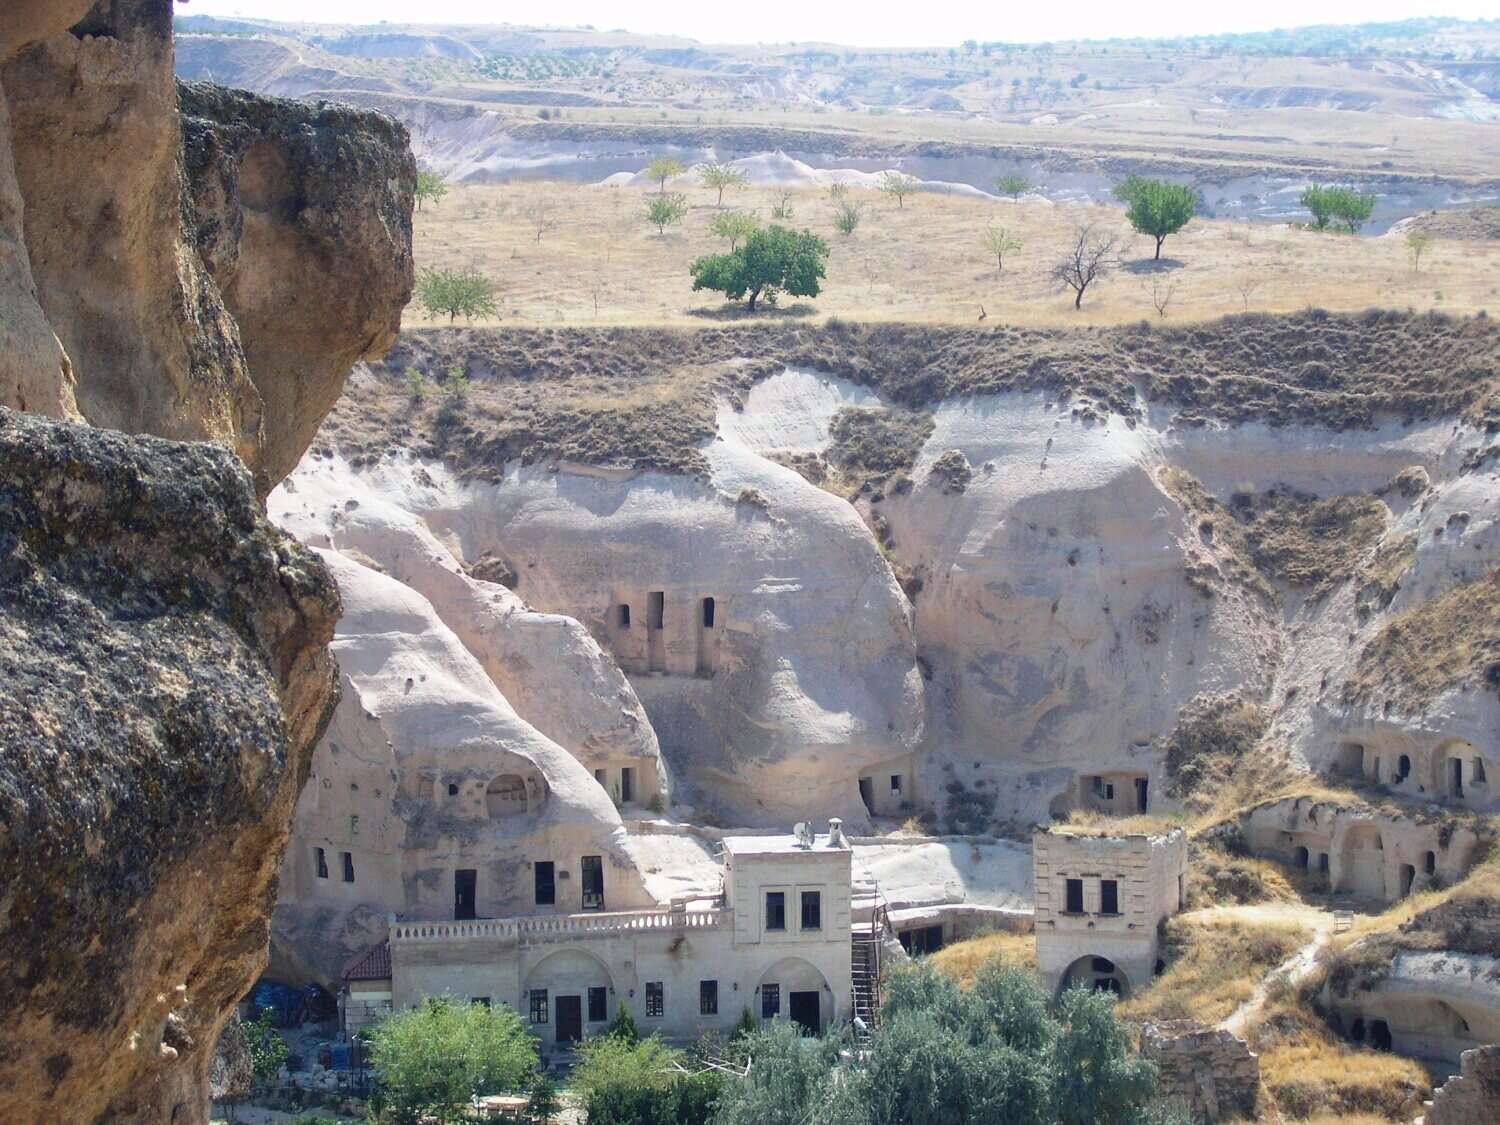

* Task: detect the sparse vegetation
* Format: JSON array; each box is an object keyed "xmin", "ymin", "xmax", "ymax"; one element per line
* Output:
[
  {"xmin": 877, "ymin": 170, "xmax": 917, "ymax": 209},
  {"xmin": 646, "ymin": 192, "xmax": 689, "ymax": 234},
  {"xmin": 1052, "ymin": 223, "xmax": 1118, "ymax": 308},
  {"xmin": 708, "ymin": 209, "xmax": 760, "ymax": 251},
  {"xmin": 646, "ymin": 157, "xmax": 686, "ymax": 192},
  {"xmin": 1118, "ymin": 915, "xmax": 1310, "ymax": 1024},
  {"xmin": 414, "ymin": 168, "xmax": 448, "ymax": 211},
  {"xmin": 1160, "ymin": 690, "xmax": 1269, "ymax": 809},
  {"xmin": 833, "ymin": 197, "xmax": 865, "ymax": 236},
  {"xmin": 827, "ymin": 406, "xmax": 935, "ymax": 479},
  {"xmin": 415, "ymin": 267, "xmax": 499, "ymax": 323},
  {"xmin": 995, "ymin": 173, "xmax": 1033, "ymax": 199},
  {"xmin": 699, "ymin": 161, "xmax": 749, "ymax": 207},
  {"xmin": 1406, "ymin": 231, "xmax": 1433, "ymax": 273},
  {"xmin": 981, "ymin": 225, "xmax": 1022, "ymax": 277},
  {"xmin": 928, "ymin": 930, "xmax": 1037, "ymax": 986}
]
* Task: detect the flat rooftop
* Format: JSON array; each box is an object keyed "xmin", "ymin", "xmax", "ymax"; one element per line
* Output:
[{"xmin": 723, "ymin": 832, "xmax": 849, "ymax": 855}]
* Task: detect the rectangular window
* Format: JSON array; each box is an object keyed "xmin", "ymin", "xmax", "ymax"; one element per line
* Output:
[
  {"xmin": 621, "ymin": 767, "xmax": 634, "ymax": 804},
  {"xmin": 765, "ymin": 891, "xmax": 786, "ymax": 931},
  {"xmin": 801, "ymin": 890, "xmax": 822, "ymax": 931},
  {"xmin": 529, "ymin": 990, "xmax": 548, "ymax": 1024},
  {"xmin": 890, "ymin": 774, "xmax": 902, "ymax": 793},
  {"xmin": 645, "ymin": 982, "xmax": 664, "ymax": 1018},
  {"xmin": 588, "ymin": 986, "xmax": 607, "ymax": 1023},
  {"xmin": 581, "ymin": 855, "xmax": 605, "ymax": 912},
  {"xmin": 617, "ymin": 604, "xmax": 631, "ymax": 628},
  {"xmin": 1065, "ymin": 878, "xmax": 1084, "ymax": 914},
  {"xmin": 1100, "ymin": 879, "xmax": 1120, "ymax": 915},
  {"xmin": 701, "ymin": 597, "xmax": 716, "ymax": 628},
  {"xmin": 315, "ymin": 847, "xmax": 328, "ymax": 879},
  {"xmin": 647, "ymin": 591, "xmax": 665, "ymax": 629},
  {"xmin": 761, "ymin": 983, "xmax": 780, "ymax": 1019},
  {"xmin": 700, "ymin": 980, "xmax": 718, "ymax": 1016},
  {"xmin": 534, "ymin": 861, "xmax": 555, "ymax": 907},
  {"xmin": 341, "ymin": 852, "xmax": 355, "ymax": 883}
]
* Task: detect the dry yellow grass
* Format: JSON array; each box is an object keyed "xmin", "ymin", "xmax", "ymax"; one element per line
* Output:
[
  {"xmin": 410, "ymin": 180, "xmax": 1500, "ymax": 329},
  {"xmin": 1248, "ymin": 988, "xmax": 1431, "ymax": 1122},
  {"xmin": 1117, "ymin": 915, "xmax": 1309, "ymax": 1026},
  {"xmin": 926, "ymin": 930, "xmax": 1037, "ymax": 989}
]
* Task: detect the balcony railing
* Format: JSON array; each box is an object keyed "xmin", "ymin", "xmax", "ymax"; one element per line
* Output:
[{"xmin": 389, "ymin": 907, "xmax": 730, "ymax": 947}]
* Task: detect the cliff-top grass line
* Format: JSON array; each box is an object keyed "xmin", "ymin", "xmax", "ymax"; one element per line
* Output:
[{"xmin": 319, "ymin": 310, "xmax": 1500, "ymax": 478}]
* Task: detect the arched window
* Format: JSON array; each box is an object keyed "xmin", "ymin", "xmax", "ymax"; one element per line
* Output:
[{"xmin": 486, "ymin": 773, "xmax": 529, "ymax": 817}]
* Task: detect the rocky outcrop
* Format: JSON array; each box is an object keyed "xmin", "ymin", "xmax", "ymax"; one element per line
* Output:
[
  {"xmin": 1140, "ymin": 1020, "xmax": 1260, "ymax": 1122},
  {"xmin": 0, "ymin": 407, "xmax": 340, "ymax": 1124},
  {"xmin": 1, "ymin": 0, "xmax": 413, "ymax": 492},
  {"xmin": 1422, "ymin": 1045, "xmax": 1500, "ymax": 1125},
  {"xmin": 180, "ymin": 80, "xmax": 414, "ymax": 487}
]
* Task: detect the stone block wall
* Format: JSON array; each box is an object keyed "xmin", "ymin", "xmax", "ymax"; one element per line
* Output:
[
  {"xmin": 1140, "ymin": 1020, "xmax": 1260, "ymax": 1123},
  {"xmin": 1423, "ymin": 1045, "xmax": 1500, "ymax": 1125}
]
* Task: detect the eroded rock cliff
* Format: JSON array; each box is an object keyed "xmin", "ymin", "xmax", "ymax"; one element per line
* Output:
[{"xmin": 0, "ymin": 408, "xmax": 340, "ymax": 1124}]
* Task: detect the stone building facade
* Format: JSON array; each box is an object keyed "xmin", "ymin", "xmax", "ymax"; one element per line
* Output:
[
  {"xmin": 1423, "ymin": 1045, "xmax": 1500, "ymax": 1125},
  {"xmin": 1033, "ymin": 828, "xmax": 1187, "ymax": 999},
  {"xmin": 384, "ymin": 829, "xmax": 855, "ymax": 1053}
]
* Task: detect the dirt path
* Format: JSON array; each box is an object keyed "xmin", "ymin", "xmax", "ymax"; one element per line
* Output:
[{"xmin": 1203, "ymin": 902, "xmax": 1340, "ymax": 1038}]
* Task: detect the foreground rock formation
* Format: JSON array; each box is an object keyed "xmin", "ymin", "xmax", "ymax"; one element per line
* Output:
[
  {"xmin": 0, "ymin": 1, "xmax": 414, "ymax": 1120},
  {"xmin": 0, "ymin": 409, "xmax": 340, "ymax": 1123}
]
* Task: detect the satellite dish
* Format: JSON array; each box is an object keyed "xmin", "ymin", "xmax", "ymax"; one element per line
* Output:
[{"xmin": 793, "ymin": 821, "xmax": 812, "ymax": 848}]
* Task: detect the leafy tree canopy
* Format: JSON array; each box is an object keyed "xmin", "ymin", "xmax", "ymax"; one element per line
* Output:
[
  {"xmin": 1301, "ymin": 184, "xmax": 1377, "ymax": 232},
  {"xmin": 414, "ymin": 168, "xmax": 448, "ymax": 211},
  {"xmin": 1121, "ymin": 179, "xmax": 1197, "ymax": 259},
  {"xmin": 690, "ymin": 224, "xmax": 829, "ymax": 312},
  {"xmin": 415, "ymin": 267, "xmax": 498, "ymax": 323}
]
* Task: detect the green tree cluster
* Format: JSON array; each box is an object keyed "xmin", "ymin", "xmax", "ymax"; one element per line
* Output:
[
  {"xmin": 367, "ymin": 998, "xmax": 536, "ymax": 1124},
  {"xmin": 572, "ymin": 1026, "xmax": 721, "ymax": 1125},
  {"xmin": 690, "ymin": 225, "xmax": 829, "ymax": 312},
  {"xmin": 995, "ymin": 173, "xmax": 1033, "ymax": 199},
  {"xmin": 1115, "ymin": 177, "xmax": 1197, "ymax": 259},
  {"xmin": 1300, "ymin": 184, "xmax": 1377, "ymax": 232},
  {"xmin": 710, "ymin": 960, "xmax": 1179, "ymax": 1125}
]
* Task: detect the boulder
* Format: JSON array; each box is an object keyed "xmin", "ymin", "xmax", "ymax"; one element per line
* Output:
[{"xmin": 0, "ymin": 409, "xmax": 340, "ymax": 1122}]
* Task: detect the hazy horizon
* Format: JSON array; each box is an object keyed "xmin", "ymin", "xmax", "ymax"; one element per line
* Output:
[{"xmin": 179, "ymin": 1, "xmax": 1497, "ymax": 50}]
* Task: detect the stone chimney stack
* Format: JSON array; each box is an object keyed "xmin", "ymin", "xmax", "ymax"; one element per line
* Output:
[{"xmin": 827, "ymin": 817, "xmax": 847, "ymax": 848}]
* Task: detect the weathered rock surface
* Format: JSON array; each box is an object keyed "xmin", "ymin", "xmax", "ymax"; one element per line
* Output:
[
  {"xmin": 180, "ymin": 80, "xmax": 415, "ymax": 487},
  {"xmin": 0, "ymin": 407, "xmax": 340, "ymax": 1124},
  {"xmin": 1, "ymin": 0, "xmax": 413, "ymax": 492},
  {"xmin": 1423, "ymin": 1044, "xmax": 1500, "ymax": 1125}
]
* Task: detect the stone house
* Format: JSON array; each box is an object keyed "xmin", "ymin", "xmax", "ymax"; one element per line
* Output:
[
  {"xmin": 381, "ymin": 826, "xmax": 859, "ymax": 1052},
  {"xmin": 1032, "ymin": 828, "xmax": 1188, "ymax": 999}
]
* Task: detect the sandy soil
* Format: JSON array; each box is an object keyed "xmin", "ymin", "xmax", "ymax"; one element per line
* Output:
[{"xmin": 410, "ymin": 180, "xmax": 1500, "ymax": 329}]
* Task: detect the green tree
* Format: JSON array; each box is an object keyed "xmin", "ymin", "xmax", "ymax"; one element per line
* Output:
[
  {"xmin": 242, "ymin": 1011, "xmax": 288, "ymax": 1096},
  {"xmin": 524, "ymin": 1073, "xmax": 561, "ymax": 1125},
  {"xmin": 1111, "ymin": 175, "xmax": 1152, "ymax": 206},
  {"xmin": 414, "ymin": 169, "xmax": 448, "ymax": 211},
  {"xmin": 1050, "ymin": 986, "xmax": 1158, "ymax": 1125},
  {"xmin": 709, "ymin": 209, "xmax": 761, "ymax": 251},
  {"xmin": 1406, "ymin": 230, "xmax": 1433, "ymax": 272},
  {"xmin": 646, "ymin": 192, "xmax": 689, "ymax": 234},
  {"xmin": 690, "ymin": 224, "xmax": 829, "ymax": 312},
  {"xmin": 415, "ymin": 267, "xmax": 498, "ymax": 322},
  {"xmin": 1122, "ymin": 179, "xmax": 1196, "ymax": 259},
  {"xmin": 878, "ymin": 170, "xmax": 917, "ymax": 209},
  {"xmin": 646, "ymin": 157, "xmax": 686, "ymax": 192},
  {"xmin": 700, "ymin": 162, "xmax": 749, "ymax": 206},
  {"xmin": 1301, "ymin": 184, "xmax": 1376, "ymax": 232},
  {"xmin": 404, "ymin": 367, "xmax": 426, "ymax": 400},
  {"xmin": 605, "ymin": 1001, "xmax": 641, "ymax": 1044},
  {"xmin": 995, "ymin": 173, "xmax": 1033, "ymax": 199},
  {"xmin": 367, "ymin": 998, "xmax": 536, "ymax": 1125},
  {"xmin": 710, "ymin": 1022, "xmax": 868, "ymax": 1125},
  {"xmin": 982, "ymin": 225, "xmax": 1023, "ymax": 276}
]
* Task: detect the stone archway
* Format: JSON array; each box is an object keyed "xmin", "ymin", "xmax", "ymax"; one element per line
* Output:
[
  {"xmin": 1057, "ymin": 955, "xmax": 1131, "ymax": 1000},
  {"xmin": 524, "ymin": 948, "xmax": 615, "ymax": 1045},
  {"xmin": 756, "ymin": 957, "xmax": 833, "ymax": 1034}
]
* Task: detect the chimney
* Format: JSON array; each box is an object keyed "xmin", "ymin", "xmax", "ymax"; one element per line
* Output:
[{"xmin": 827, "ymin": 817, "xmax": 846, "ymax": 848}]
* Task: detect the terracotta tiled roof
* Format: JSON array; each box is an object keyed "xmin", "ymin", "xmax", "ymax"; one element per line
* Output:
[{"xmin": 341, "ymin": 941, "xmax": 391, "ymax": 983}]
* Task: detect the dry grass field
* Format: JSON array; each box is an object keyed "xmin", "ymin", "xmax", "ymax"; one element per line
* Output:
[
  {"xmin": 408, "ymin": 179, "xmax": 1500, "ymax": 329},
  {"xmin": 926, "ymin": 930, "xmax": 1037, "ymax": 989}
]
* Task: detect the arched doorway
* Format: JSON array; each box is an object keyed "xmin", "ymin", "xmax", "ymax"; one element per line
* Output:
[
  {"xmin": 524, "ymin": 949, "xmax": 615, "ymax": 1046},
  {"xmin": 1058, "ymin": 955, "xmax": 1130, "ymax": 1000},
  {"xmin": 756, "ymin": 957, "xmax": 832, "ymax": 1035}
]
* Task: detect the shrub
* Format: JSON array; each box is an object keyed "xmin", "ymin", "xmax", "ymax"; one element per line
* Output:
[
  {"xmin": 367, "ymin": 998, "xmax": 536, "ymax": 1124},
  {"xmin": 645, "ymin": 193, "xmax": 689, "ymax": 234}
]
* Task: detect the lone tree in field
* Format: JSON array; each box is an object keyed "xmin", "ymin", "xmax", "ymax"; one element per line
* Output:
[
  {"xmin": 1406, "ymin": 231, "xmax": 1433, "ymax": 273},
  {"xmin": 522, "ymin": 198, "xmax": 558, "ymax": 243},
  {"xmin": 832, "ymin": 198, "xmax": 864, "ymax": 236},
  {"xmin": 878, "ymin": 170, "xmax": 917, "ymax": 209},
  {"xmin": 1118, "ymin": 177, "xmax": 1196, "ymax": 259},
  {"xmin": 700, "ymin": 161, "xmax": 749, "ymax": 206},
  {"xmin": 981, "ymin": 225, "xmax": 1022, "ymax": 277},
  {"xmin": 645, "ymin": 157, "xmax": 685, "ymax": 192},
  {"xmin": 995, "ymin": 173, "xmax": 1033, "ymax": 199},
  {"xmin": 645, "ymin": 192, "xmax": 688, "ymax": 235},
  {"xmin": 690, "ymin": 224, "xmax": 829, "ymax": 312},
  {"xmin": 709, "ymin": 208, "xmax": 760, "ymax": 251},
  {"xmin": 1301, "ymin": 184, "xmax": 1376, "ymax": 232},
  {"xmin": 1052, "ymin": 223, "xmax": 1118, "ymax": 309},
  {"xmin": 416, "ymin": 267, "xmax": 498, "ymax": 322},
  {"xmin": 414, "ymin": 169, "xmax": 448, "ymax": 211}
]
